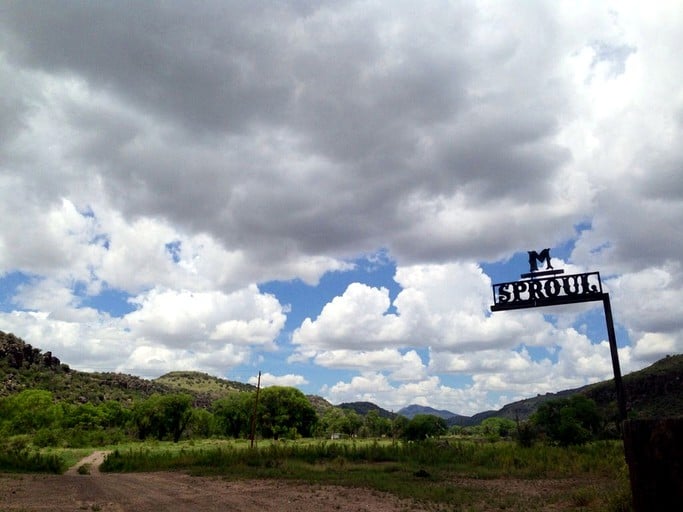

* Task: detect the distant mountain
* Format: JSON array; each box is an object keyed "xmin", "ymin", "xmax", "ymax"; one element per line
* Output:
[
  {"xmin": 3, "ymin": 329, "xmax": 682, "ymax": 423},
  {"xmin": 338, "ymin": 401, "xmax": 396, "ymax": 419},
  {"xmin": 398, "ymin": 404, "xmax": 468, "ymax": 422},
  {"xmin": 447, "ymin": 388, "xmax": 581, "ymax": 427},
  {"xmin": 306, "ymin": 394, "xmax": 335, "ymax": 416},
  {"xmin": 446, "ymin": 354, "xmax": 683, "ymax": 427}
]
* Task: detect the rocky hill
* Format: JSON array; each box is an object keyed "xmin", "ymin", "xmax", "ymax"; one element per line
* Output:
[
  {"xmin": 338, "ymin": 401, "xmax": 396, "ymax": 419},
  {"xmin": 306, "ymin": 394, "xmax": 335, "ymax": 415},
  {"xmin": 583, "ymin": 354, "xmax": 683, "ymax": 419},
  {"xmin": 444, "ymin": 354, "xmax": 683, "ymax": 427},
  {"xmin": 154, "ymin": 371, "xmax": 256, "ymax": 407},
  {"xmin": 2, "ymin": 330, "xmax": 682, "ymax": 422},
  {"xmin": 1, "ymin": 331, "xmax": 228, "ymax": 405}
]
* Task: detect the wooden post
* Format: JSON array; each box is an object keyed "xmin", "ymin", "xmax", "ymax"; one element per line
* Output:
[
  {"xmin": 249, "ymin": 371, "xmax": 261, "ymax": 448},
  {"xmin": 623, "ymin": 418, "xmax": 683, "ymax": 511}
]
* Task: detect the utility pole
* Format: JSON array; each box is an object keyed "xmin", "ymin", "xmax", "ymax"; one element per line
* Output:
[{"xmin": 249, "ymin": 371, "xmax": 261, "ymax": 448}]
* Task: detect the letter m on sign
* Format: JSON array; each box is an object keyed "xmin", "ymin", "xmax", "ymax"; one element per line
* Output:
[{"xmin": 528, "ymin": 248, "xmax": 554, "ymax": 272}]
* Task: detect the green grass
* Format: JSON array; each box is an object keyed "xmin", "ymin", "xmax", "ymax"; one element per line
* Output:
[
  {"xmin": 0, "ymin": 439, "xmax": 66, "ymax": 474},
  {"xmin": 39, "ymin": 447, "xmax": 93, "ymax": 469},
  {"xmin": 0, "ymin": 436, "xmax": 632, "ymax": 510},
  {"xmin": 99, "ymin": 438, "xmax": 632, "ymax": 511},
  {"xmin": 101, "ymin": 438, "xmax": 627, "ymax": 479}
]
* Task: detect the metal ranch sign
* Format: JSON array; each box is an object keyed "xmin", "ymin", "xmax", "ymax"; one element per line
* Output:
[
  {"xmin": 490, "ymin": 248, "xmax": 627, "ymax": 423},
  {"xmin": 491, "ymin": 249, "xmax": 604, "ymax": 311}
]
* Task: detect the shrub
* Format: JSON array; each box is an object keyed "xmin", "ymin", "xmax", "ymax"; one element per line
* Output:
[{"xmin": 533, "ymin": 395, "xmax": 601, "ymax": 446}]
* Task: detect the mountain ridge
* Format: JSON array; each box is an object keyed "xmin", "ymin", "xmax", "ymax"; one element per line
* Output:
[
  {"xmin": 2, "ymin": 330, "xmax": 682, "ymax": 421},
  {"xmin": 397, "ymin": 404, "xmax": 467, "ymax": 421}
]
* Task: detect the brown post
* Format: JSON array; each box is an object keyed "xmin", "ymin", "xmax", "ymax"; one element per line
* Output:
[
  {"xmin": 623, "ymin": 418, "xmax": 683, "ymax": 511},
  {"xmin": 249, "ymin": 371, "xmax": 261, "ymax": 448}
]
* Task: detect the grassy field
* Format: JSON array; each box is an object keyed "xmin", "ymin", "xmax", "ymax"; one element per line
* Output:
[
  {"xmin": 98, "ymin": 438, "xmax": 632, "ymax": 511},
  {"xmin": 0, "ymin": 436, "xmax": 633, "ymax": 510}
]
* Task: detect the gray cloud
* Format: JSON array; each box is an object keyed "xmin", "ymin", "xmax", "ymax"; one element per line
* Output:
[
  {"xmin": 0, "ymin": 0, "xmax": 589, "ymax": 268},
  {"xmin": 1, "ymin": 1, "xmax": 682, "ymax": 406}
]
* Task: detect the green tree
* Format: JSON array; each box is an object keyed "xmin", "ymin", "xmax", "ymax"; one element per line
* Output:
[
  {"xmin": 256, "ymin": 387, "xmax": 317, "ymax": 439},
  {"xmin": 316, "ymin": 407, "xmax": 348, "ymax": 438},
  {"xmin": 164, "ymin": 394, "xmax": 194, "ymax": 442},
  {"xmin": 133, "ymin": 394, "xmax": 165, "ymax": 440},
  {"xmin": 133, "ymin": 393, "xmax": 193, "ymax": 442},
  {"xmin": 362, "ymin": 410, "xmax": 392, "ymax": 438},
  {"xmin": 342, "ymin": 409, "xmax": 363, "ymax": 437},
  {"xmin": 479, "ymin": 417, "xmax": 517, "ymax": 440},
  {"xmin": 0, "ymin": 390, "xmax": 62, "ymax": 434},
  {"xmin": 212, "ymin": 393, "xmax": 252, "ymax": 438},
  {"xmin": 98, "ymin": 400, "xmax": 132, "ymax": 428},
  {"xmin": 403, "ymin": 414, "xmax": 447, "ymax": 441},
  {"xmin": 61, "ymin": 403, "xmax": 104, "ymax": 429},
  {"xmin": 391, "ymin": 415, "xmax": 409, "ymax": 439},
  {"xmin": 533, "ymin": 395, "xmax": 601, "ymax": 446},
  {"xmin": 189, "ymin": 408, "xmax": 215, "ymax": 438}
]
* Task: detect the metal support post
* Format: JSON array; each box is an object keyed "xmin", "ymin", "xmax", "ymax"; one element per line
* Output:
[{"xmin": 602, "ymin": 293, "xmax": 627, "ymax": 424}]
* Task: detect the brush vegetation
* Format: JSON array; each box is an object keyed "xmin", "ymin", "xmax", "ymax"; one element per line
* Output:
[
  {"xmin": 0, "ymin": 329, "xmax": 677, "ymax": 510},
  {"xmin": 99, "ymin": 438, "xmax": 633, "ymax": 511}
]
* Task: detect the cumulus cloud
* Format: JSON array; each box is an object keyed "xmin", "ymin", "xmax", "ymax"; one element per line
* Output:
[
  {"xmin": 249, "ymin": 372, "xmax": 309, "ymax": 388},
  {"xmin": 0, "ymin": 2, "xmax": 681, "ymax": 410},
  {"xmin": 292, "ymin": 262, "xmax": 553, "ymax": 359},
  {"xmin": 125, "ymin": 286, "xmax": 285, "ymax": 348},
  {"xmin": 121, "ymin": 343, "xmax": 252, "ymax": 378},
  {"xmin": 0, "ymin": 1, "xmax": 607, "ymax": 265},
  {"xmin": 322, "ymin": 373, "xmax": 490, "ymax": 415}
]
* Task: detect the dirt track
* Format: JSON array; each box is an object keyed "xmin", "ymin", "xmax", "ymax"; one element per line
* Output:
[
  {"xmin": 0, "ymin": 452, "xmax": 610, "ymax": 511},
  {"xmin": 0, "ymin": 452, "xmax": 425, "ymax": 512}
]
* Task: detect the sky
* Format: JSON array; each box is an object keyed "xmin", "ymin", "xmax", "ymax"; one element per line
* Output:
[{"xmin": 0, "ymin": 1, "xmax": 681, "ymax": 416}]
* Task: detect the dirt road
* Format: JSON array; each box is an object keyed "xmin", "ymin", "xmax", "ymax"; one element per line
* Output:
[{"xmin": 1, "ymin": 452, "xmax": 424, "ymax": 512}]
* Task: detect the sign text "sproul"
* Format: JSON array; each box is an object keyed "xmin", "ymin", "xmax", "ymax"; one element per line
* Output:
[{"xmin": 491, "ymin": 272, "xmax": 603, "ymax": 311}]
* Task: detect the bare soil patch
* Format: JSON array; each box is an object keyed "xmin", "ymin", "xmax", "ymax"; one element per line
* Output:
[
  {"xmin": 0, "ymin": 453, "xmax": 614, "ymax": 511},
  {"xmin": 64, "ymin": 450, "xmax": 110, "ymax": 476},
  {"xmin": 2, "ymin": 451, "xmax": 425, "ymax": 512}
]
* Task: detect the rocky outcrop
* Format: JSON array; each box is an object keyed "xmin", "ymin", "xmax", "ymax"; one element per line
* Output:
[{"xmin": 0, "ymin": 331, "xmax": 66, "ymax": 371}]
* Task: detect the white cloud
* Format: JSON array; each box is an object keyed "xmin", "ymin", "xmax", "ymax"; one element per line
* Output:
[
  {"xmin": 322, "ymin": 373, "xmax": 490, "ymax": 415},
  {"xmin": 311, "ymin": 348, "xmax": 427, "ymax": 382},
  {"xmin": 125, "ymin": 286, "xmax": 285, "ymax": 348},
  {"xmin": 1, "ymin": 2, "xmax": 681, "ymax": 412},
  {"xmin": 632, "ymin": 332, "xmax": 681, "ymax": 362},
  {"xmin": 120, "ymin": 343, "xmax": 252, "ymax": 378},
  {"xmin": 292, "ymin": 262, "xmax": 555, "ymax": 361},
  {"xmin": 249, "ymin": 372, "xmax": 309, "ymax": 388},
  {"xmin": 293, "ymin": 283, "xmax": 404, "ymax": 350}
]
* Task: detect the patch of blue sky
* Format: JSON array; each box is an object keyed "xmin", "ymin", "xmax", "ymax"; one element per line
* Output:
[
  {"xmin": 78, "ymin": 204, "xmax": 96, "ymax": 218},
  {"xmin": 90, "ymin": 233, "xmax": 110, "ymax": 250},
  {"xmin": 0, "ymin": 271, "xmax": 34, "ymax": 312},
  {"xmin": 482, "ymin": 241, "xmax": 576, "ymax": 285},
  {"xmin": 481, "ymin": 251, "xmax": 530, "ymax": 284},
  {"xmin": 80, "ymin": 288, "xmax": 136, "ymax": 317},
  {"xmin": 519, "ymin": 344, "xmax": 559, "ymax": 364},
  {"xmin": 165, "ymin": 240, "xmax": 182, "ymax": 263},
  {"xmin": 574, "ymin": 220, "xmax": 592, "ymax": 234},
  {"xmin": 260, "ymin": 251, "xmax": 401, "ymax": 333},
  {"xmin": 438, "ymin": 372, "xmax": 474, "ymax": 389},
  {"xmin": 573, "ymin": 306, "xmax": 631, "ymax": 348}
]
